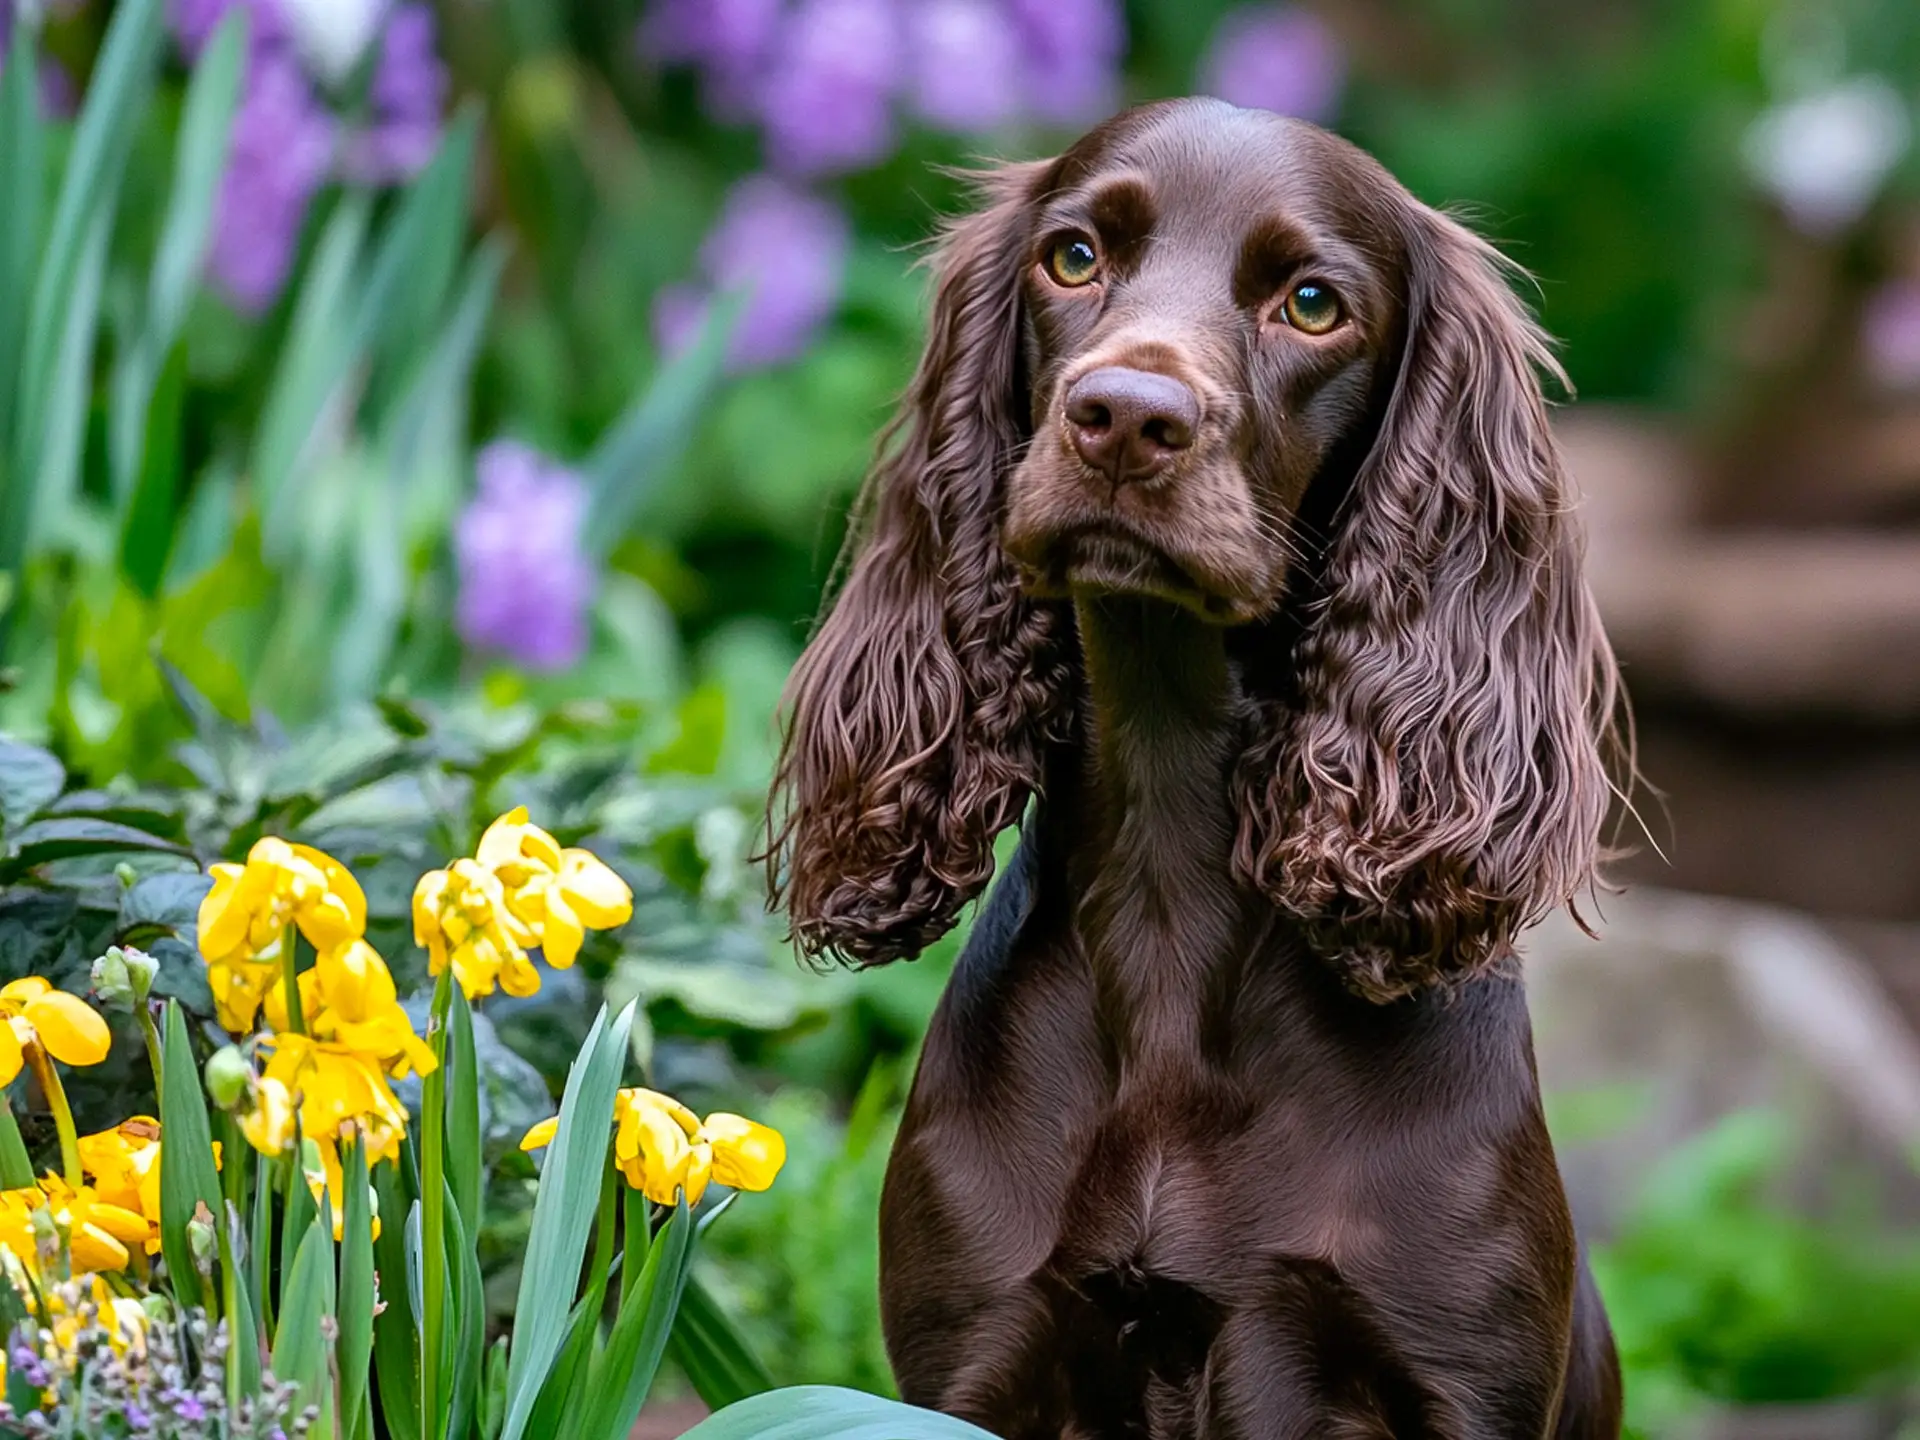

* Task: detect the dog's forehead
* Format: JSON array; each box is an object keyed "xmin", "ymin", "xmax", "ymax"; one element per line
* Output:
[{"xmin": 1054, "ymin": 99, "xmax": 1394, "ymax": 249}]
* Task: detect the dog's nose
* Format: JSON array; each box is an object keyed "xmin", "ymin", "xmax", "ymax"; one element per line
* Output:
[{"xmin": 1064, "ymin": 367, "xmax": 1200, "ymax": 483}]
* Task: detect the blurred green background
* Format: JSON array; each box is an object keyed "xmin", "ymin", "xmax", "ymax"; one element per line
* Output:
[{"xmin": 5, "ymin": 0, "xmax": 1920, "ymax": 1435}]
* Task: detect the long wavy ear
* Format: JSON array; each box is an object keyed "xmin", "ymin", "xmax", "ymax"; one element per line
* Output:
[
  {"xmin": 765, "ymin": 162, "xmax": 1077, "ymax": 966},
  {"xmin": 1233, "ymin": 204, "xmax": 1622, "ymax": 1002}
]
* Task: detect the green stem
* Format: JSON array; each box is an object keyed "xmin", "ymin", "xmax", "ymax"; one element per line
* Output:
[
  {"xmin": 139, "ymin": 1003, "xmax": 165, "ymax": 1112},
  {"xmin": 28, "ymin": 1047, "xmax": 81, "ymax": 1190},
  {"xmin": 419, "ymin": 967, "xmax": 453, "ymax": 1440},
  {"xmin": 278, "ymin": 923, "xmax": 305, "ymax": 1036}
]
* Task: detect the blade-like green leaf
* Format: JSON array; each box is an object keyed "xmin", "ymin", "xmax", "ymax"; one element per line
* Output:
[
  {"xmin": 0, "ymin": 1095, "xmax": 36, "ymax": 1189},
  {"xmin": 117, "ymin": 338, "xmax": 188, "ymax": 596},
  {"xmin": 446, "ymin": 986, "xmax": 482, "ymax": 1254},
  {"xmin": 281, "ymin": 1151, "xmax": 317, "ymax": 1307},
  {"xmin": 520, "ymin": 1287, "xmax": 599, "ymax": 1440},
  {"xmin": 270, "ymin": 1216, "xmax": 336, "ymax": 1428},
  {"xmin": 337, "ymin": 1136, "xmax": 377, "ymax": 1440},
  {"xmin": 679, "ymin": 1388, "xmax": 1004, "ymax": 1440},
  {"xmin": 499, "ymin": 1001, "xmax": 636, "ymax": 1440},
  {"xmin": 110, "ymin": 5, "xmax": 245, "ymax": 507},
  {"xmin": 670, "ymin": 1273, "xmax": 776, "ymax": 1410},
  {"xmin": 371, "ymin": 1163, "xmax": 422, "ymax": 1440},
  {"xmin": 444, "ymin": 1176, "xmax": 486, "ymax": 1440},
  {"xmin": 482, "ymin": 1337, "xmax": 509, "ymax": 1440},
  {"xmin": 0, "ymin": 19, "xmax": 46, "ymax": 445},
  {"xmin": 251, "ymin": 195, "xmax": 371, "ymax": 553},
  {"xmin": 8, "ymin": 0, "xmax": 164, "ymax": 580},
  {"xmin": 26, "ymin": 199, "xmax": 111, "ymax": 554},
  {"xmin": 158, "ymin": 1002, "xmax": 224, "ymax": 1312},
  {"xmin": 220, "ymin": 1199, "xmax": 262, "ymax": 1406},
  {"xmin": 375, "ymin": 236, "xmax": 503, "ymax": 493},
  {"xmin": 579, "ymin": 1200, "xmax": 696, "ymax": 1440},
  {"xmin": 581, "ymin": 291, "xmax": 743, "ymax": 560}
]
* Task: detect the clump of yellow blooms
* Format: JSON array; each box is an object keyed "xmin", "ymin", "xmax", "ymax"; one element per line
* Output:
[
  {"xmin": 521, "ymin": 1087, "xmax": 785, "ymax": 1208},
  {"xmin": 413, "ymin": 807, "xmax": 633, "ymax": 999}
]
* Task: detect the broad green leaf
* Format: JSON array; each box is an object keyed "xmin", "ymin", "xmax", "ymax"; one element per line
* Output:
[
  {"xmin": 679, "ymin": 1387, "xmax": 1004, "ymax": 1440},
  {"xmin": 0, "ymin": 816, "xmax": 192, "ymax": 878},
  {"xmin": 0, "ymin": 1096, "xmax": 35, "ymax": 1190},
  {"xmin": 0, "ymin": 737, "xmax": 64, "ymax": 829},
  {"xmin": 581, "ymin": 291, "xmax": 743, "ymax": 560},
  {"xmin": 670, "ymin": 1273, "xmax": 776, "ymax": 1410},
  {"xmin": 158, "ymin": 1001, "xmax": 224, "ymax": 1312},
  {"xmin": 110, "ymin": 6, "xmax": 244, "ymax": 507},
  {"xmin": 271, "ymin": 1216, "xmax": 336, "ymax": 1430},
  {"xmin": 579, "ymin": 1200, "xmax": 696, "ymax": 1440},
  {"xmin": 337, "ymin": 1137, "xmax": 377, "ymax": 1440},
  {"xmin": 499, "ymin": 1001, "xmax": 636, "ymax": 1440},
  {"xmin": 0, "ymin": 21, "xmax": 46, "ymax": 446}
]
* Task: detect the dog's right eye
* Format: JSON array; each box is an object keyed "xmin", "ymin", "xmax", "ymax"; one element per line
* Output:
[{"xmin": 1045, "ymin": 237, "xmax": 1101, "ymax": 288}]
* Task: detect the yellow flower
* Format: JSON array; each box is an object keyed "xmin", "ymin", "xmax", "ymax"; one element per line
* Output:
[
  {"xmin": 703, "ymin": 1112, "xmax": 786, "ymax": 1193},
  {"xmin": 76, "ymin": 1118, "xmax": 219, "ymax": 1255},
  {"xmin": 261, "ymin": 940, "xmax": 437, "ymax": 1079},
  {"xmin": 258, "ymin": 1034, "xmax": 410, "ymax": 1156},
  {"xmin": 413, "ymin": 858, "xmax": 541, "ymax": 1000},
  {"xmin": 0, "ymin": 979, "xmax": 111, "ymax": 1083},
  {"xmin": 522, "ymin": 1090, "xmax": 785, "ymax": 1206},
  {"xmin": 0, "ymin": 1186, "xmax": 48, "ymax": 1279},
  {"xmin": 206, "ymin": 951, "xmax": 282, "ymax": 1036},
  {"xmin": 240, "ymin": 1075, "xmax": 297, "ymax": 1157},
  {"xmin": 198, "ymin": 837, "xmax": 368, "ymax": 968},
  {"xmin": 477, "ymin": 808, "xmax": 633, "ymax": 969},
  {"xmin": 301, "ymin": 1136, "xmax": 382, "ymax": 1242},
  {"xmin": 28, "ymin": 1276, "xmax": 150, "ymax": 1366},
  {"xmin": 36, "ymin": 1176, "xmax": 150, "ymax": 1273}
]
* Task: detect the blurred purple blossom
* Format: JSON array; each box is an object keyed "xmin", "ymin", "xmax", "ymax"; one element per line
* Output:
[
  {"xmin": 759, "ymin": 0, "xmax": 901, "ymax": 175},
  {"xmin": 0, "ymin": 0, "xmax": 83, "ymax": 116},
  {"xmin": 456, "ymin": 441, "xmax": 595, "ymax": 673},
  {"xmin": 655, "ymin": 174, "xmax": 850, "ymax": 371},
  {"xmin": 638, "ymin": 0, "xmax": 784, "ymax": 116},
  {"xmin": 169, "ymin": 0, "xmax": 290, "ymax": 59},
  {"xmin": 1198, "ymin": 5, "xmax": 1344, "ymax": 125},
  {"xmin": 341, "ymin": 1, "xmax": 447, "ymax": 183},
  {"xmin": 906, "ymin": 0, "xmax": 1024, "ymax": 133},
  {"xmin": 206, "ymin": 51, "xmax": 336, "ymax": 313},
  {"xmin": 1862, "ymin": 279, "xmax": 1920, "ymax": 389},
  {"xmin": 1006, "ymin": 0, "xmax": 1124, "ymax": 126}
]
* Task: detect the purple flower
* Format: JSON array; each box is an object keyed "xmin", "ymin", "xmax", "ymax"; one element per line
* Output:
[
  {"xmin": 1863, "ymin": 279, "xmax": 1920, "ymax": 389},
  {"xmin": 341, "ymin": 1, "xmax": 447, "ymax": 183},
  {"xmin": 123, "ymin": 1402, "xmax": 153, "ymax": 1432},
  {"xmin": 1007, "ymin": 0, "xmax": 1124, "ymax": 125},
  {"xmin": 757, "ymin": 0, "xmax": 900, "ymax": 175},
  {"xmin": 1198, "ymin": 5, "xmax": 1344, "ymax": 125},
  {"xmin": 169, "ymin": 0, "xmax": 291, "ymax": 59},
  {"xmin": 455, "ymin": 441, "xmax": 595, "ymax": 672},
  {"xmin": 158, "ymin": 1388, "xmax": 206, "ymax": 1424},
  {"xmin": 206, "ymin": 49, "xmax": 335, "ymax": 313},
  {"xmin": 906, "ymin": 0, "xmax": 1025, "ymax": 133},
  {"xmin": 639, "ymin": 0, "xmax": 784, "ymax": 115},
  {"xmin": 654, "ymin": 174, "xmax": 849, "ymax": 370}
]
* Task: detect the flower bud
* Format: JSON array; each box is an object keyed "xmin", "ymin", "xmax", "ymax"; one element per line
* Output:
[
  {"xmin": 89, "ymin": 948, "xmax": 133, "ymax": 1010},
  {"xmin": 203, "ymin": 1046, "xmax": 252, "ymax": 1112},
  {"xmin": 188, "ymin": 1202, "xmax": 217, "ymax": 1274},
  {"xmin": 114, "ymin": 863, "xmax": 137, "ymax": 889}
]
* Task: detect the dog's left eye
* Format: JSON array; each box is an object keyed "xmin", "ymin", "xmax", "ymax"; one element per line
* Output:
[
  {"xmin": 1045, "ymin": 237, "xmax": 1101, "ymax": 287},
  {"xmin": 1281, "ymin": 282, "xmax": 1344, "ymax": 334}
]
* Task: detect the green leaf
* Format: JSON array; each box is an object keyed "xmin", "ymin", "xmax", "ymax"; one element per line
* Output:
[
  {"xmin": 110, "ymin": 5, "xmax": 244, "ymax": 509},
  {"xmin": 580, "ymin": 290, "xmax": 743, "ymax": 560},
  {"xmin": 579, "ymin": 1200, "xmax": 697, "ymax": 1440},
  {"xmin": 670, "ymin": 1274, "xmax": 776, "ymax": 1410},
  {"xmin": 371, "ymin": 1162, "xmax": 422, "ymax": 1440},
  {"xmin": 0, "ymin": 816, "xmax": 192, "ymax": 878},
  {"xmin": 282, "ymin": 1151, "xmax": 317, "ymax": 1307},
  {"xmin": 446, "ymin": 986, "xmax": 482, "ymax": 1241},
  {"xmin": 337, "ymin": 1136, "xmax": 377, "ymax": 1440},
  {"xmin": 0, "ymin": 20, "xmax": 46, "ymax": 447},
  {"xmin": 24, "ymin": 200, "xmax": 112, "ymax": 555},
  {"xmin": 220, "ymin": 1199, "xmax": 262, "ymax": 1405},
  {"xmin": 522, "ymin": 1287, "xmax": 600, "ymax": 1440},
  {"xmin": 444, "ymin": 1175, "xmax": 487, "ymax": 1440},
  {"xmin": 8, "ymin": 0, "xmax": 164, "ymax": 573},
  {"xmin": 679, "ymin": 1388, "xmax": 1004, "ymax": 1440},
  {"xmin": 271, "ymin": 1216, "xmax": 337, "ymax": 1429},
  {"xmin": 0, "ymin": 1095, "xmax": 36, "ymax": 1190},
  {"xmin": 158, "ymin": 1001, "xmax": 224, "ymax": 1312},
  {"xmin": 117, "ymin": 338, "xmax": 189, "ymax": 596},
  {"xmin": 0, "ymin": 737, "xmax": 64, "ymax": 829},
  {"xmin": 482, "ymin": 1337, "xmax": 510, "ymax": 1440},
  {"xmin": 499, "ymin": 1001, "xmax": 636, "ymax": 1440}
]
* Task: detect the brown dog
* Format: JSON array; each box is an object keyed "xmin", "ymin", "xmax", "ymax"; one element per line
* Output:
[{"xmin": 766, "ymin": 97, "xmax": 1625, "ymax": 1440}]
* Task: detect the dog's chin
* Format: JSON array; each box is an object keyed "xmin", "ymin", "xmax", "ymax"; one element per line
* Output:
[{"xmin": 1008, "ymin": 523, "xmax": 1269, "ymax": 625}]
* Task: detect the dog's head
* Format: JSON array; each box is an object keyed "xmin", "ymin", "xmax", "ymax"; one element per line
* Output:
[{"xmin": 767, "ymin": 98, "xmax": 1622, "ymax": 1001}]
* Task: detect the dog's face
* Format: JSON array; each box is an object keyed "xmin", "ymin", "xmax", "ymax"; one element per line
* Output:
[{"xmin": 1004, "ymin": 105, "xmax": 1408, "ymax": 624}]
